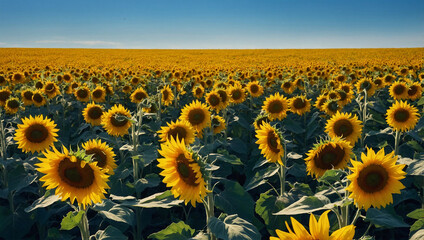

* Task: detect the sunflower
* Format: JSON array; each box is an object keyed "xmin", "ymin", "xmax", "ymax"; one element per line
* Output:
[
  {"xmin": 386, "ymin": 100, "xmax": 419, "ymax": 132},
  {"xmin": 31, "ymin": 90, "xmax": 46, "ymax": 107},
  {"xmin": 5, "ymin": 97, "xmax": 21, "ymax": 114},
  {"xmin": 339, "ymin": 83, "xmax": 353, "ymax": 94},
  {"xmin": 270, "ymin": 210, "xmax": 355, "ymax": 240},
  {"xmin": 322, "ymin": 99, "xmax": 342, "ymax": 116},
  {"xmin": 14, "ymin": 115, "xmax": 59, "ymax": 153},
  {"xmin": 91, "ymin": 86, "xmax": 106, "ymax": 103},
  {"xmin": 314, "ymin": 94, "xmax": 328, "ymax": 112},
  {"xmin": 158, "ymin": 120, "xmax": 196, "ymax": 145},
  {"xmin": 262, "ymin": 92, "xmax": 289, "ymax": 121},
  {"xmin": 305, "ymin": 137, "xmax": 352, "ymax": 178},
  {"xmin": 180, "ymin": 100, "xmax": 211, "ymax": 132},
  {"xmin": 157, "ymin": 137, "xmax": 209, "ymax": 207},
  {"xmin": 382, "ymin": 74, "xmax": 396, "ymax": 85},
  {"xmin": 161, "ymin": 85, "xmax": 174, "ymax": 106},
  {"xmin": 289, "ymin": 96, "xmax": 311, "ymax": 116},
  {"xmin": 11, "ymin": 72, "xmax": 25, "ymax": 84},
  {"xmin": 63, "ymin": 73, "xmax": 73, "ymax": 82},
  {"xmin": 246, "ymin": 81, "xmax": 264, "ymax": 97},
  {"xmin": 254, "ymin": 114, "xmax": 270, "ymax": 130},
  {"xmin": 21, "ymin": 89, "xmax": 34, "ymax": 106},
  {"xmin": 206, "ymin": 90, "xmax": 223, "ymax": 112},
  {"xmin": 346, "ymin": 147, "xmax": 406, "ymax": 211},
  {"xmin": 122, "ymin": 85, "xmax": 132, "ymax": 94},
  {"xmin": 216, "ymin": 88, "xmax": 230, "ymax": 110},
  {"xmin": 83, "ymin": 103, "xmax": 104, "ymax": 126},
  {"xmin": 356, "ymin": 78, "xmax": 376, "ymax": 96},
  {"xmin": 130, "ymin": 87, "xmax": 149, "ymax": 104},
  {"xmin": 101, "ymin": 104, "xmax": 132, "ymax": 136},
  {"xmin": 0, "ymin": 88, "xmax": 11, "ymax": 106},
  {"xmin": 407, "ymin": 82, "xmax": 422, "ymax": 101},
  {"xmin": 192, "ymin": 85, "xmax": 205, "ymax": 99},
  {"xmin": 336, "ymin": 89, "xmax": 353, "ymax": 106},
  {"xmin": 36, "ymin": 146, "xmax": 110, "ymax": 208},
  {"xmin": 75, "ymin": 86, "xmax": 91, "ymax": 102},
  {"xmin": 82, "ymin": 139, "xmax": 117, "ymax": 174},
  {"xmin": 212, "ymin": 115, "xmax": 226, "ymax": 134},
  {"xmin": 43, "ymin": 81, "xmax": 61, "ymax": 99},
  {"xmin": 389, "ymin": 81, "xmax": 408, "ymax": 100},
  {"xmin": 325, "ymin": 112, "xmax": 362, "ymax": 145},
  {"xmin": 281, "ymin": 80, "xmax": 296, "ymax": 95},
  {"xmin": 0, "ymin": 75, "xmax": 6, "ymax": 86},
  {"xmin": 255, "ymin": 122, "xmax": 284, "ymax": 165},
  {"xmin": 228, "ymin": 84, "xmax": 246, "ymax": 104}
]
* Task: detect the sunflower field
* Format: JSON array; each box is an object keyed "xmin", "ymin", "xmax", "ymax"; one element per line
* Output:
[{"xmin": 0, "ymin": 48, "xmax": 423, "ymax": 240}]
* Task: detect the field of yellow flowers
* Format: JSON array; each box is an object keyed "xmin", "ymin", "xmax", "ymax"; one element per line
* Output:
[{"xmin": 0, "ymin": 48, "xmax": 423, "ymax": 240}]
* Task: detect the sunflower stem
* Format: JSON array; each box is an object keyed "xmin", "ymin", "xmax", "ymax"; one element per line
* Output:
[
  {"xmin": 360, "ymin": 89, "xmax": 368, "ymax": 149},
  {"xmin": 361, "ymin": 223, "xmax": 373, "ymax": 238},
  {"xmin": 350, "ymin": 208, "xmax": 361, "ymax": 226},
  {"xmin": 157, "ymin": 90, "xmax": 162, "ymax": 122},
  {"xmin": 332, "ymin": 208, "xmax": 343, "ymax": 229},
  {"xmin": 394, "ymin": 130, "xmax": 401, "ymax": 156},
  {"xmin": 78, "ymin": 209, "xmax": 90, "ymax": 240},
  {"xmin": 278, "ymin": 139, "xmax": 287, "ymax": 197}
]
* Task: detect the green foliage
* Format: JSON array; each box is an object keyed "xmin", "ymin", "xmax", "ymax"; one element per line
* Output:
[
  {"xmin": 208, "ymin": 214, "xmax": 261, "ymax": 240},
  {"xmin": 148, "ymin": 221, "xmax": 195, "ymax": 240},
  {"xmin": 60, "ymin": 210, "xmax": 85, "ymax": 231}
]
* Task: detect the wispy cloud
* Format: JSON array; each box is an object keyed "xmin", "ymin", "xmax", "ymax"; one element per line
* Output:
[{"xmin": 0, "ymin": 42, "xmax": 6, "ymax": 45}]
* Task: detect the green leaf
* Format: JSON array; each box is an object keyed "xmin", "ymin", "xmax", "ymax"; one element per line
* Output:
[
  {"xmin": 215, "ymin": 180, "xmax": 256, "ymax": 222},
  {"xmin": 255, "ymin": 190, "xmax": 288, "ymax": 234},
  {"xmin": 209, "ymin": 151, "xmax": 243, "ymax": 165},
  {"xmin": 411, "ymin": 229, "xmax": 424, "ymax": 240},
  {"xmin": 99, "ymin": 206, "xmax": 135, "ymax": 226},
  {"xmin": 244, "ymin": 165, "xmax": 279, "ymax": 191},
  {"xmin": 398, "ymin": 157, "xmax": 424, "ymax": 176},
  {"xmin": 229, "ymin": 138, "xmax": 247, "ymax": 154},
  {"xmin": 7, "ymin": 164, "xmax": 37, "ymax": 193},
  {"xmin": 275, "ymin": 195, "xmax": 341, "ymax": 215},
  {"xmin": 135, "ymin": 173, "xmax": 161, "ymax": 193},
  {"xmin": 25, "ymin": 191, "xmax": 60, "ymax": 212},
  {"xmin": 408, "ymin": 209, "xmax": 424, "ymax": 220},
  {"xmin": 95, "ymin": 226, "xmax": 128, "ymax": 240},
  {"xmin": 318, "ymin": 169, "xmax": 343, "ymax": 184},
  {"xmin": 410, "ymin": 219, "xmax": 424, "ymax": 234},
  {"xmin": 118, "ymin": 191, "xmax": 183, "ymax": 209},
  {"xmin": 148, "ymin": 221, "xmax": 195, "ymax": 240},
  {"xmin": 284, "ymin": 118, "xmax": 305, "ymax": 134},
  {"xmin": 208, "ymin": 215, "xmax": 260, "ymax": 240},
  {"xmin": 365, "ymin": 208, "xmax": 409, "ymax": 228},
  {"xmin": 60, "ymin": 210, "xmax": 85, "ymax": 231}
]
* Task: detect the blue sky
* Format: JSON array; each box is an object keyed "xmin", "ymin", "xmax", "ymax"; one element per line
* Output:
[{"xmin": 0, "ymin": 0, "xmax": 423, "ymax": 49}]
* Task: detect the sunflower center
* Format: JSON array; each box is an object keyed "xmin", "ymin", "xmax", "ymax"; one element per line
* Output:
[
  {"xmin": 0, "ymin": 91, "xmax": 11, "ymax": 101},
  {"xmin": 208, "ymin": 95, "xmax": 221, "ymax": 106},
  {"xmin": 407, "ymin": 86, "xmax": 417, "ymax": 96},
  {"xmin": 338, "ymin": 91, "xmax": 347, "ymax": 101},
  {"xmin": 384, "ymin": 76, "xmax": 393, "ymax": 83},
  {"xmin": 86, "ymin": 148, "xmax": 107, "ymax": 168},
  {"xmin": 267, "ymin": 131, "xmax": 280, "ymax": 153},
  {"xmin": 341, "ymin": 86, "xmax": 350, "ymax": 93},
  {"xmin": 327, "ymin": 101, "xmax": 339, "ymax": 112},
  {"xmin": 195, "ymin": 88, "xmax": 202, "ymax": 95},
  {"xmin": 176, "ymin": 154, "xmax": 199, "ymax": 186},
  {"xmin": 93, "ymin": 89, "xmax": 103, "ymax": 99},
  {"xmin": 268, "ymin": 100, "xmax": 284, "ymax": 114},
  {"xmin": 217, "ymin": 90, "xmax": 228, "ymax": 103},
  {"xmin": 23, "ymin": 91, "xmax": 33, "ymax": 100},
  {"xmin": 88, "ymin": 106, "xmax": 103, "ymax": 119},
  {"xmin": 232, "ymin": 89, "xmax": 241, "ymax": 100},
  {"xmin": 361, "ymin": 81, "xmax": 371, "ymax": 90},
  {"xmin": 163, "ymin": 90, "xmax": 169, "ymax": 100},
  {"xmin": 250, "ymin": 84, "xmax": 259, "ymax": 93},
  {"xmin": 111, "ymin": 114, "xmax": 128, "ymax": 127},
  {"xmin": 168, "ymin": 126, "xmax": 187, "ymax": 141},
  {"xmin": 315, "ymin": 145, "xmax": 345, "ymax": 170},
  {"xmin": 328, "ymin": 92, "xmax": 338, "ymax": 100},
  {"xmin": 333, "ymin": 119, "xmax": 353, "ymax": 137},
  {"xmin": 188, "ymin": 109, "xmax": 205, "ymax": 125},
  {"xmin": 357, "ymin": 164, "xmax": 389, "ymax": 193},
  {"xmin": 283, "ymin": 82, "xmax": 291, "ymax": 89},
  {"xmin": 393, "ymin": 109, "xmax": 409, "ymax": 122},
  {"xmin": 45, "ymin": 84, "xmax": 55, "ymax": 93},
  {"xmin": 7, "ymin": 99, "xmax": 19, "ymax": 109},
  {"xmin": 58, "ymin": 158, "xmax": 95, "ymax": 188},
  {"xmin": 374, "ymin": 79, "xmax": 382, "ymax": 86},
  {"xmin": 63, "ymin": 75, "xmax": 71, "ymax": 81},
  {"xmin": 77, "ymin": 89, "xmax": 88, "ymax": 99},
  {"xmin": 25, "ymin": 124, "xmax": 49, "ymax": 143},
  {"xmin": 33, "ymin": 93, "xmax": 43, "ymax": 103},
  {"xmin": 135, "ymin": 92, "xmax": 146, "ymax": 100},
  {"xmin": 256, "ymin": 117, "xmax": 269, "ymax": 128},
  {"xmin": 293, "ymin": 98, "xmax": 306, "ymax": 109},
  {"xmin": 393, "ymin": 84, "xmax": 405, "ymax": 95}
]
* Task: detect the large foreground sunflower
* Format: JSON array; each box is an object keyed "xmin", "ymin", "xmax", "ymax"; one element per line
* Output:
[
  {"xmin": 101, "ymin": 104, "xmax": 132, "ymax": 136},
  {"xmin": 325, "ymin": 111, "xmax": 362, "ymax": 145},
  {"xmin": 82, "ymin": 139, "xmax": 117, "ymax": 174},
  {"xmin": 158, "ymin": 120, "xmax": 196, "ymax": 145},
  {"xmin": 346, "ymin": 147, "xmax": 406, "ymax": 211},
  {"xmin": 14, "ymin": 115, "xmax": 59, "ymax": 153},
  {"xmin": 36, "ymin": 146, "xmax": 110, "ymax": 209},
  {"xmin": 386, "ymin": 100, "xmax": 419, "ymax": 132},
  {"xmin": 157, "ymin": 137, "xmax": 209, "ymax": 207},
  {"xmin": 262, "ymin": 92, "xmax": 289, "ymax": 121},
  {"xmin": 270, "ymin": 210, "xmax": 355, "ymax": 240},
  {"xmin": 179, "ymin": 100, "xmax": 211, "ymax": 132},
  {"xmin": 255, "ymin": 122, "xmax": 284, "ymax": 165},
  {"xmin": 305, "ymin": 137, "xmax": 352, "ymax": 178}
]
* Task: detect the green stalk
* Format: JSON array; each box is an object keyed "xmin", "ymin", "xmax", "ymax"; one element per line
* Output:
[
  {"xmin": 78, "ymin": 209, "xmax": 90, "ymax": 240},
  {"xmin": 131, "ymin": 108, "xmax": 143, "ymax": 240},
  {"xmin": 360, "ymin": 89, "xmax": 368, "ymax": 149},
  {"xmin": 394, "ymin": 130, "xmax": 401, "ymax": 156},
  {"xmin": 279, "ymin": 138, "xmax": 288, "ymax": 197}
]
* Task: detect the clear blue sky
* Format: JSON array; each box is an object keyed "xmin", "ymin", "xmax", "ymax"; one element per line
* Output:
[{"xmin": 0, "ymin": 0, "xmax": 423, "ymax": 49}]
